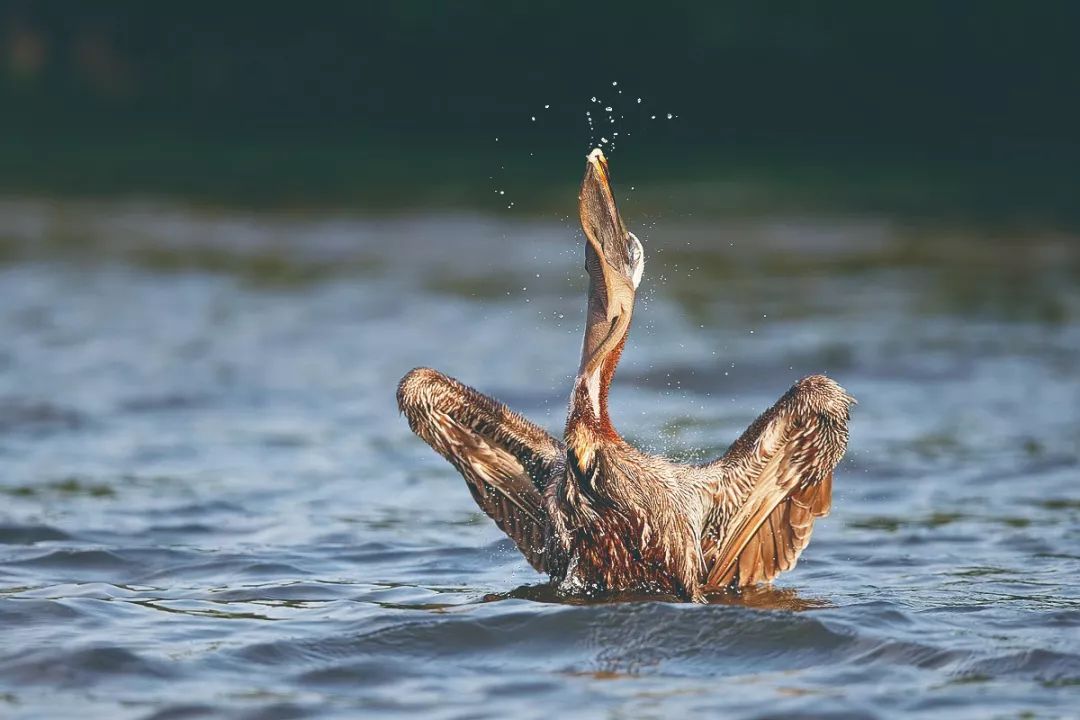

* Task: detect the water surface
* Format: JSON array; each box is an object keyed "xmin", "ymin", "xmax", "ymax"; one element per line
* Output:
[{"xmin": 0, "ymin": 199, "xmax": 1078, "ymax": 719}]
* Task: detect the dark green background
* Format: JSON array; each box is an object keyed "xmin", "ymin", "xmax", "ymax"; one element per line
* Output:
[{"xmin": 4, "ymin": 2, "xmax": 1079, "ymax": 223}]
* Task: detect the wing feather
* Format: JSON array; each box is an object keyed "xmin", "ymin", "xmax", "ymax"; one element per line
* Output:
[
  {"xmin": 703, "ymin": 375, "xmax": 852, "ymax": 590},
  {"xmin": 397, "ymin": 368, "xmax": 562, "ymax": 572}
]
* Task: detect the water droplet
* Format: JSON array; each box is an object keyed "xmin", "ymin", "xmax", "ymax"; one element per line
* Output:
[
  {"xmin": 544, "ymin": 104, "xmax": 550, "ymax": 109},
  {"xmin": 667, "ymin": 113, "xmax": 673, "ymax": 119},
  {"xmin": 650, "ymin": 115, "xmax": 656, "ymax": 120},
  {"xmin": 637, "ymin": 97, "xmax": 642, "ymax": 103},
  {"xmin": 531, "ymin": 116, "xmax": 536, "ymax": 121},
  {"xmin": 604, "ymin": 106, "xmax": 612, "ymax": 112}
]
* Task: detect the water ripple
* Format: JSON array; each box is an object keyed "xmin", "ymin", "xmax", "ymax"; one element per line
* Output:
[{"xmin": 0, "ymin": 208, "xmax": 1078, "ymax": 718}]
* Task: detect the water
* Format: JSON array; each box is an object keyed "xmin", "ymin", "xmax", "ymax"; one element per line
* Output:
[{"xmin": 0, "ymin": 199, "xmax": 1078, "ymax": 719}]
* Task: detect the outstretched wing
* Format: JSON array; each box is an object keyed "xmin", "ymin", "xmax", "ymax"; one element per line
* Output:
[
  {"xmin": 702, "ymin": 375, "xmax": 853, "ymax": 590},
  {"xmin": 397, "ymin": 367, "xmax": 563, "ymax": 572}
]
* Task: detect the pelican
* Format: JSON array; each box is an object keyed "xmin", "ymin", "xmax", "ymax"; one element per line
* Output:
[{"xmin": 397, "ymin": 149, "xmax": 853, "ymax": 602}]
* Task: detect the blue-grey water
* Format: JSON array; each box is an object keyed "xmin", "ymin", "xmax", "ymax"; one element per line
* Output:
[{"xmin": 0, "ymin": 199, "xmax": 1078, "ymax": 719}]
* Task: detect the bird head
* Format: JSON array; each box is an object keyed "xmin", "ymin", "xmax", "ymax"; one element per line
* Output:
[
  {"xmin": 575, "ymin": 149, "xmax": 643, "ymax": 421},
  {"xmin": 583, "ymin": 148, "xmax": 639, "ymax": 386}
]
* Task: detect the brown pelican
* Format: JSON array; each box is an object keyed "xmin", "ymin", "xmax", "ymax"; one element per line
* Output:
[{"xmin": 397, "ymin": 149, "xmax": 853, "ymax": 602}]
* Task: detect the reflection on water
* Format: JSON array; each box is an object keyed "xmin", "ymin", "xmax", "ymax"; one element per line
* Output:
[
  {"xmin": 0, "ymin": 198, "xmax": 1078, "ymax": 719},
  {"xmin": 483, "ymin": 582, "xmax": 831, "ymax": 612}
]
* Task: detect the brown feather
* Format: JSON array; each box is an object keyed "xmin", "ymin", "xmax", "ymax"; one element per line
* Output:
[
  {"xmin": 397, "ymin": 368, "xmax": 563, "ymax": 572},
  {"xmin": 703, "ymin": 375, "xmax": 851, "ymax": 590}
]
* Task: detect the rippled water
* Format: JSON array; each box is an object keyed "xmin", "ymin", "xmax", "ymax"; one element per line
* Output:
[{"xmin": 1, "ymin": 199, "xmax": 1078, "ymax": 719}]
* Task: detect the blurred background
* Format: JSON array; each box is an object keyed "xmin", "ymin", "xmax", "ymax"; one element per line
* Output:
[
  {"xmin": 4, "ymin": 2, "xmax": 1080, "ymax": 219},
  {"xmin": 1, "ymin": 4, "xmax": 1079, "ymax": 719}
]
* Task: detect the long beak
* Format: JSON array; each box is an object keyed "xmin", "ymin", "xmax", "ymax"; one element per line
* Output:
[{"xmin": 577, "ymin": 149, "xmax": 638, "ymax": 378}]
